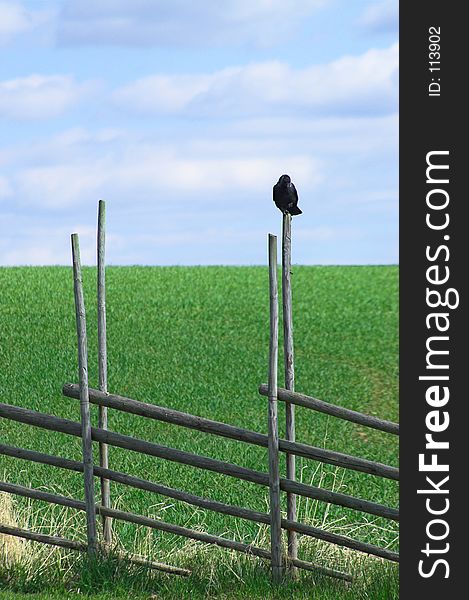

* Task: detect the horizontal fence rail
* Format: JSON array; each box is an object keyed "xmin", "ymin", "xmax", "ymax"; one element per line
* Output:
[
  {"xmin": 63, "ymin": 384, "xmax": 398, "ymax": 481},
  {"xmin": 259, "ymin": 385, "xmax": 399, "ymax": 436},
  {"xmin": 0, "ymin": 444, "xmax": 398, "ymax": 562},
  {"xmin": 0, "ymin": 524, "xmax": 87, "ymax": 552},
  {"xmin": 0, "ymin": 480, "xmax": 350, "ymax": 581},
  {"xmin": 0, "ymin": 521, "xmax": 189, "ymax": 575},
  {"xmin": 0, "ymin": 403, "xmax": 399, "ymax": 522}
]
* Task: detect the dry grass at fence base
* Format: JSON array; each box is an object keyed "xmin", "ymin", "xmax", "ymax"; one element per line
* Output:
[
  {"xmin": 0, "ymin": 484, "xmax": 88, "ymax": 588},
  {"xmin": 0, "ymin": 492, "xmax": 26, "ymax": 565}
]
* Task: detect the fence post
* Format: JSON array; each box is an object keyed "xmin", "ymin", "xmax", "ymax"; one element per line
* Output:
[
  {"xmin": 97, "ymin": 200, "xmax": 112, "ymax": 545},
  {"xmin": 71, "ymin": 233, "xmax": 97, "ymax": 555},
  {"xmin": 267, "ymin": 233, "xmax": 283, "ymax": 583},
  {"xmin": 282, "ymin": 213, "xmax": 297, "ymax": 570}
]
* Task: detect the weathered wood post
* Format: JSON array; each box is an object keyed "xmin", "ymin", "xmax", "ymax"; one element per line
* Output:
[
  {"xmin": 71, "ymin": 233, "xmax": 97, "ymax": 555},
  {"xmin": 97, "ymin": 200, "xmax": 111, "ymax": 545},
  {"xmin": 282, "ymin": 213, "xmax": 297, "ymax": 569},
  {"xmin": 267, "ymin": 233, "xmax": 284, "ymax": 583}
]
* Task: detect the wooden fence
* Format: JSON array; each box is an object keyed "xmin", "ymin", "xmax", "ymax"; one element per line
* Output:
[{"xmin": 0, "ymin": 201, "xmax": 399, "ymax": 585}]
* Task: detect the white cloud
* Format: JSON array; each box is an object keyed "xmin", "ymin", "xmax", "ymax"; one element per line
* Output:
[
  {"xmin": 0, "ymin": 74, "xmax": 98, "ymax": 119},
  {"xmin": 0, "ymin": 1, "xmax": 52, "ymax": 45},
  {"xmin": 12, "ymin": 146, "xmax": 321, "ymax": 209},
  {"xmin": 15, "ymin": 164, "xmax": 109, "ymax": 208},
  {"xmin": 113, "ymin": 44, "xmax": 398, "ymax": 117},
  {"xmin": 230, "ymin": 114, "xmax": 398, "ymax": 150},
  {"xmin": 359, "ymin": 0, "xmax": 398, "ymax": 34},
  {"xmin": 57, "ymin": 0, "xmax": 327, "ymax": 47}
]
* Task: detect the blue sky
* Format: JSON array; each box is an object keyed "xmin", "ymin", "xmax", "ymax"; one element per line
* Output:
[{"xmin": 0, "ymin": 0, "xmax": 398, "ymax": 266}]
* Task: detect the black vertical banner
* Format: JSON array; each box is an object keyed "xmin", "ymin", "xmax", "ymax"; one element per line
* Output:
[{"xmin": 400, "ymin": 2, "xmax": 466, "ymax": 598}]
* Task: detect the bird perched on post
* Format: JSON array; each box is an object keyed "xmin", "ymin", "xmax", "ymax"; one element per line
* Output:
[{"xmin": 273, "ymin": 174, "xmax": 302, "ymax": 215}]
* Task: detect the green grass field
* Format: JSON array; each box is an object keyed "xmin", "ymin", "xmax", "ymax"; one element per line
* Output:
[{"xmin": 0, "ymin": 265, "xmax": 398, "ymax": 599}]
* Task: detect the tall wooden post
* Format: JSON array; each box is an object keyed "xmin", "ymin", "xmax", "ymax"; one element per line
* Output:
[
  {"xmin": 71, "ymin": 233, "xmax": 97, "ymax": 555},
  {"xmin": 97, "ymin": 200, "xmax": 111, "ymax": 545},
  {"xmin": 267, "ymin": 234, "xmax": 284, "ymax": 583},
  {"xmin": 282, "ymin": 213, "xmax": 297, "ymax": 568}
]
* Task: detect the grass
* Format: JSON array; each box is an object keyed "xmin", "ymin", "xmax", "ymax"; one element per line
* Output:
[
  {"xmin": 0, "ymin": 553, "xmax": 399, "ymax": 599},
  {"xmin": 0, "ymin": 265, "xmax": 398, "ymax": 598}
]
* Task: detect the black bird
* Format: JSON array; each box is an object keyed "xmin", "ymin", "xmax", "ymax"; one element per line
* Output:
[{"xmin": 273, "ymin": 174, "xmax": 302, "ymax": 216}]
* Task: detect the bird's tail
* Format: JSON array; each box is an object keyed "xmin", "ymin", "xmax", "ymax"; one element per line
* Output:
[{"xmin": 289, "ymin": 205, "xmax": 302, "ymax": 215}]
